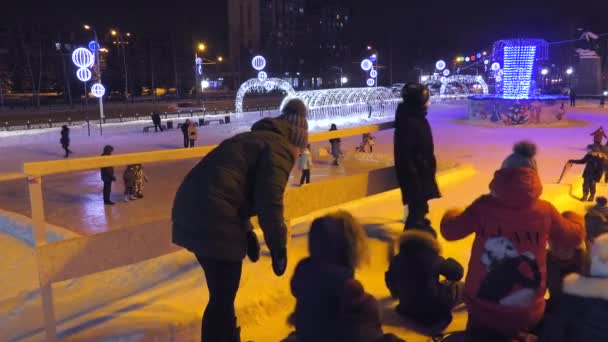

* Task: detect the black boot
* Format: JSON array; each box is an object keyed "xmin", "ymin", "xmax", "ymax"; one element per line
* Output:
[{"xmin": 246, "ymin": 230, "xmax": 260, "ymax": 263}]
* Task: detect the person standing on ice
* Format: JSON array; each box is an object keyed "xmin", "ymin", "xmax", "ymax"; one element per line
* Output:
[
  {"xmin": 298, "ymin": 144, "xmax": 313, "ymax": 185},
  {"xmin": 590, "ymin": 126, "xmax": 607, "ymax": 146},
  {"xmin": 188, "ymin": 121, "xmax": 198, "ymax": 148},
  {"xmin": 394, "ymin": 83, "xmax": 440, "ymax": 235},
  {"xmin": 569, "ymin": 144, "xmax": 606, "ymax": 202},
  {"xmin": 181, "ymin": 119, "xmax": 191, "ymax": 148},
  {"xmin": 329, "ymin": 123, "xmax": 341, "ymax": 166},
  {"xmin": 100, "ymin": 145, "xmax": 116, "ymax": 205},
  {"xmin": 60, "ymin": 125, "xmax": 73, "ymax": 158},
  {"xmin": 172, "ymin": 98, "xmax": 309, "ymax": 342}
]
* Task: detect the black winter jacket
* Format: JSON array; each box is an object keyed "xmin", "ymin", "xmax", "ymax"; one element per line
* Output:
[
  {"xmin": 540, "ymin": 274, "xmax": 608, "ymax": 342},
  {"xmin": 393, "ymin": 103, "xmax": 440, "ymax": 205},
  {"xmin": 172, "ymin": 118, "xmax": 295, "ymax": 261},
  {"xmin": 570, "ymin": 151, "xmax": 606, "ymax": 182},
  {"xmin": 60, "ymin": 129, "xmax": 69, "ymax": 145},
  {"xmin": 291, "ymin": 257, "xmax": 385, "ymax": 342},
  {"xmin": 385, "ymin": 232, "xmax": 463, "ymax": 326}
]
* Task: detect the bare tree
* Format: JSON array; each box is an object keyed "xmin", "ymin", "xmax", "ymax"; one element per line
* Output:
[{"xmin": 21, "ymin": 30, "xmax": 43, "ymax": 108}]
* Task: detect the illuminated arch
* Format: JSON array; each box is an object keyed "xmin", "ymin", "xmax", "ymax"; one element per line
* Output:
[
  {"xmin": 440, "ymin": 75, "xmax": 488, "ymax": 96},
  {"xmin": 235, "ymin": 78, "xmax": 296, "ymax": 113},
  {"xmin": 281, "ymin": 87, "xmax": 401, "ymax": 127}
]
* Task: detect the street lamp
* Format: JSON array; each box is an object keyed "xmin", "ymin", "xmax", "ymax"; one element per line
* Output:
[
  {"xmin": 198, "ymin": 43, "xmax": 207, "ymax": 52},
  {"xmin": 217, "ymin": 56, "xmax": 224, "ymax": 62},
  {"xmin": 111, "ymin": 29, "xmax": 117, "ymax": 36},
  {"xmin": 341, "ymin": 76, "xmax": 348, "ymax": 85},
  {"xmin": 541, "ymin": 68, "xmax": 549, "ymax": 75},
  {"xmin": 566, "ymin": 67, "xmax": 574, "ymax": 75},
  {"xmin": 110, "ymin": 29, "xmax": 131, "ymax": 102}
]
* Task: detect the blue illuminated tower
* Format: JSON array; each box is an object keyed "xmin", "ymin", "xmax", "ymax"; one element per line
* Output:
[{"xmin": 493, "ymin": 39, "xmax": 548, "ymax": 99}]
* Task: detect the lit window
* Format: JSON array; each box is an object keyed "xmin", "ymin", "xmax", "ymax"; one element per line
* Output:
[
  {"xmin": 55, "ymin": 43, "xmax": 61, "ymax": 51},
  {"xmin": 336, "ymin": 14, "xmax": 340, "ymax": 19},
  {"xmin": 299, "ymin": 7, "xmax": 304, "ymax": 13}
]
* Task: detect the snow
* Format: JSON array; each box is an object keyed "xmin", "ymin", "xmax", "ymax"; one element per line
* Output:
[{"xmin": 0, "ymin": 100, "xmax": 607, "ymax": 341}]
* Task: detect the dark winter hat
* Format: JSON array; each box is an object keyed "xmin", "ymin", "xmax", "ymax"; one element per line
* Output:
[
  {"xmin": 501, "ymin": 141, "xmax": 538, "ymax": 171},
  {"xmin": 101, "ymin": 145, "xmax": 114, "ymax": 156},
  {"xmin": 597, "ymin": 197, "xmax": 608, "ymax": 207},
  {"xmin": 279, "ymin": 98, "xmax": 309, "ymax": 149},
  {"xmin": 401, "ymin": 83, "xmax": 430, "ymax": 107}
]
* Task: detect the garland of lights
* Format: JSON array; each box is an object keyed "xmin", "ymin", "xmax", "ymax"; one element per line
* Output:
[
  {"xmin": 235, "ymin": 78, "xmax": 297, "ymax": 113},
  {"xmin": 492, "ymin": 39, "xmax": 548, "ymax": 99},
  {"xmin": 439, "ymin": 75, "xmax": 489, "ymax": 96}
]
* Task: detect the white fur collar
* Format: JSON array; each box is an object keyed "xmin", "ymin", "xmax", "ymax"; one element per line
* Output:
[{"xmin": 563, "ymin": 273, "xmax": 608, "ymax": 300}]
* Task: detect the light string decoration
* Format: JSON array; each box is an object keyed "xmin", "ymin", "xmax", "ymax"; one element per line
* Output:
[
  {"xmin": 439, "ymin": 75, "xmax": 489, "ymax": 96},
  {"xmin": 492, "ymin": 39, "xmax": 548, "ymax": 99},
  {"xmin": 235, "ymin": 78, "xmax": 297, "ymax": 113}
]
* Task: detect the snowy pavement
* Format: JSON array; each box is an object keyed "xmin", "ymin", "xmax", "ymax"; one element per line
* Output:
[{"xmin": 1, "ymin": 101, "xmax": 608, "ymax": 341}]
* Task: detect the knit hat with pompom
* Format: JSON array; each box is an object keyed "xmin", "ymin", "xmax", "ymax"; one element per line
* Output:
[
  {"xmin": 278, "ymin": 98, "xmax": 309, "ymax": 149},
  {"xmin": 501, "ymin": 141, "xmax": 538, "ymax": 171}
]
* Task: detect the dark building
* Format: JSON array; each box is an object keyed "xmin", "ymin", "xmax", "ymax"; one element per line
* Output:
[{"xmin": 228, "ymin": 0, "xmax": 353, "ymax": 89}]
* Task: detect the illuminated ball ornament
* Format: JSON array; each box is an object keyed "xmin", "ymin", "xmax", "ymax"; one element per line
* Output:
[
  {"xmin": 370, "ymin": 69, "xmax": 378, "ymax": 78},
  {"xmin": 201, "ymin": 80, "xmax": 210, "ymax": 89},
  {"xmin": 370, "ymin": 54, "xmax": 377, "ymax": 63},
  {"xmin": 476, "ymin": 53, "xmax": 482, "ymax": 59},
  {"xmin": 257, "ymin": 71, "xmax": 268, "ymax": 82},
  {"xmin": 471, "ymin": 56, "xmax": 476, "ymax": 61},
  {"xmin": 443, "ymin": 69, "xmax": 450, "ymax": 76},
  {"xmin": 491, "ymin": 62, "xmax": 501, "ymax": 71},
  {"xmin": 76, "ymin": 68, "xmax": 92, "ymax": 82},
  {"xmin": 366, "ymin": 78, "xmax": 375, "ymax": 87},
  {"xmin": 484, "ymin": 59, "xmax": 489, "ymax": 65},
  {"xmin": 72, "ymin": 48, "xmax": 94, "ymax": 68},
  {"xmin": 251, "ymin": 55, "xmax": 267, "ymax": 71},
  {"xmin": 435, "ymin": 60, "xmax": 446, "ymax": 71},
  {"xmin": 360, "ymin": 59, "xmax": 373, "ymax": 71},
  {"xmin": 440, "ymin": 76, "xmax": 448, "ymax": 83},
  {"xmin": 465, "ymin": 57, "xmax": 470, "ymax": 62},
  {"xmin": 91, "ymin": 83, "xmax": 105, "ymax": 98},
  {"xmin": 88, "ymin": 40, "xmax": 99, "ymax": 52}
]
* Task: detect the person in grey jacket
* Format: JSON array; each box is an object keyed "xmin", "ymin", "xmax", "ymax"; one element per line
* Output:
[{"xmin": 172, "ymin": 98, "xmax": 309, "ymax": 342}]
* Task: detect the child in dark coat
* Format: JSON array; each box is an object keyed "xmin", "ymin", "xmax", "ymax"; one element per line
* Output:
[
  {"xmin": 569, "ymin": 145, "xmax": 607, "ymax": 202},
  {"xmin": 385, "ymin": 230, "xmax": 463, "ymax": 330},
  {"xmin": 290, "ymin": 211, "xmax": 404, "ymax": 342},
  {"xmin": 540, "ymin": 233, "xmax": 608, "ymax": 342},
  {"xmin": 123, "ymin": 165, "xmax": 137, "ymax": 202}
]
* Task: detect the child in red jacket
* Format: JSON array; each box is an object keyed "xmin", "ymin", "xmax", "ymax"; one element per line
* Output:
[{"xmin": 440, "ymin": 141, "xmax": 585, "ymax": 341}]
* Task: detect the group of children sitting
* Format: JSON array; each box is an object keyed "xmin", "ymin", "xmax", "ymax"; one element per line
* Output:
[{"xmin": 286, "ymin": 141, "xmax": 608, "ymax": 342}]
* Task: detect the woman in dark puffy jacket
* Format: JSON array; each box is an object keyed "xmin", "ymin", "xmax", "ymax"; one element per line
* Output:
[
  {"xmin": 290, "ymin": 211, "xmax": 404, "ymax": 342},
  {"xmin": 60, "ymin": 125, "xmax": 73, "ymax": 158},
  {"xmin": 100, "ymin": 145, "xmax": 115, "ymax": 205}
]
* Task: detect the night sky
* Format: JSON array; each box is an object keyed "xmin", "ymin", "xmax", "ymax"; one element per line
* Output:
[{"xmin": 3, "ymin": 0, "xmax": 608, "ymax": 67}]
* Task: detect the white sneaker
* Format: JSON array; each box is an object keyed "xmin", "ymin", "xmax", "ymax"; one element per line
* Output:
[
  {"xmin": 124, "ymin": 196, "xmax": 130, "ymax": 202},
  {"xmin": 130, "ymin": 195, "xmax": 137, "ymax": 200}
]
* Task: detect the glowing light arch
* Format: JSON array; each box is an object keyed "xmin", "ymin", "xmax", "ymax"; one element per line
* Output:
[
  {"xmin": 235, "ymin": 78, "xmax": 296, "ymax": 113},
  {"xmin": 280, "ymin": 87, "xmax": 401, "ymax": 127},
  {"xmin": 440, "ymin": 75, "xmax": 489, "ymax": 96}
]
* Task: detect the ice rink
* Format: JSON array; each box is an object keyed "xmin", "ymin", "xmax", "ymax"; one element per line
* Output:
[{"xmin": 1, "ymin": 101, "xmax": 607, "ymax": 341}]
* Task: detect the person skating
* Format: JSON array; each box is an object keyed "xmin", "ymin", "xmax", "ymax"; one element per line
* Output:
[
  {"xmin": 290, "ymin": 211, "xmax": 404, "ymax": 342},
  {"xmin": 385, "ymin": 230, "xmax": 463, "ymax": 331},
  {"xmin": 440, "ymin": 141, "xmax": 585, "ymax": 341},
  {"xmin": 60, "ymin": 125, "xmax": 73, "ymax": 158},
  {"xmin": 100, "ymin": 145, "xmax": 116, "ymax": 205},
  {"xmin": 181, "ymin": 119, "xmax": 191, "ymax": 148},
  {"xmin": 569, "ymin": 144, "xmax": 606, "ymax": 202},
  {"xmin": 151, "ymin": 112, "xmax": 163, "ymax": 132},
  {"xmin": 298, "ymin": 144, "xmax": 312, "ymax": 185},
  {"xmin": 172, "ymin": 98, "xmax": 309, "ymax": 342},
  {"xmin": 134, "ymin": 164, "xmax": 149, "ymax": 198},
  {"xmin": 188, "ymin": 121, "xmax": 198, "ymax": 148},
  {"xmin": 394, "ymin": 83, "xmax": 440, "ymax": 235},
  {"xmin": 123, "ymin": 165, "xmax": 137, "ymax": 202},
  {"xmin": 329, "ymin": 123, "xmax": 341, "ymax": 166},
  {"xmin": 540, "ymin": 233, "xmax": 608, "ymax": 342},
  {"xmin": 570, "ymin": 88, "xmax": 577, "ymax": 107}
]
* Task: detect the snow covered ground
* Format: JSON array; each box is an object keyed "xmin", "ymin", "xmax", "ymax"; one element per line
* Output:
[{"xmin": 0, "ymin": 100, "xmax": 607, "ymax": 341}]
